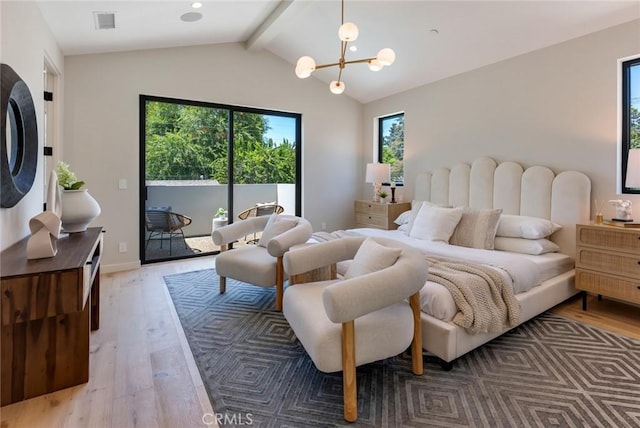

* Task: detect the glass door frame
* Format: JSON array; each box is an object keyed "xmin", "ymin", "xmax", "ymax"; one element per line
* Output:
[{"xmin": 139, "ymin": 94, "xmax": 302, "ymax": 264}]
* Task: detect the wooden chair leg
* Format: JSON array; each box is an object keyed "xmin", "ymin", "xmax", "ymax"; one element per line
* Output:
[
  {"xmin": 342, "ymin": 320, "xmax": 357, "ymax": 422},
  {"xmin": 410, "ymin": 292, "xmax": 423, "ymax": 375},
  {"xmin": 275, "ymin": 256, "xmax": 284, "ymax": 311},
  {"xmin": 219, "ymin": 276, "xmax": 226, "ymax": 294}
]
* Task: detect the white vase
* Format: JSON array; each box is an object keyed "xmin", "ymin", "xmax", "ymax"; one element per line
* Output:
[{"xmin": 60, "ymin": 189, "xmax": 101, "ymax": 233}]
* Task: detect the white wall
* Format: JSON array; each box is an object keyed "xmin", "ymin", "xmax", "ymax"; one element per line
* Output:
[
  {"xmin": 363, "ymin": 20, "xmax": 640, "ymax": 221},
  {"xmin": 0, "ymin": 2, "xmax": 64, "ymax": 251},
  {"xmin": 63, "ymin": 43, "xmax": 362, "ymax": 271}
]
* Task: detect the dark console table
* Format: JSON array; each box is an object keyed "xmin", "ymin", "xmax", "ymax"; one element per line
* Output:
[{"xmin": 1, "ymin": 227, "xmax": 103, "ymax": 406}]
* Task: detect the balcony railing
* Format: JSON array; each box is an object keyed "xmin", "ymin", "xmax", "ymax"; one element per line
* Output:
[{"xmin": 145, "ymin": 181, "xmax": 295, "ymax": 238}]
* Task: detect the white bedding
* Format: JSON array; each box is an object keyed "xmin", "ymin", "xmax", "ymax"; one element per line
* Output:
[{"xmin": 343, "ymin": 228, "xmax": 574, "ymax": 322}]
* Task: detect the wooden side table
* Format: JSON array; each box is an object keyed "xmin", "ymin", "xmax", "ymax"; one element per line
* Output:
[
  {"xmin": 1, "ymin": 227, "xmax": 103, "ymax": 405},
  {"xmin": 575, "ymin": 223, "xmax": 640, "ymax": 310},
  {"xmin": 354, "ymin": 200, "xmax": 410, "ymax": 230}
]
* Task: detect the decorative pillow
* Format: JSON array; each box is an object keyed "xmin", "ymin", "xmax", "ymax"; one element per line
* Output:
[
  {"xmin": 450, "ymin": 208, "xmax": 503, "ymax": 250},
  {"xmin": 494, "ymin": 237, "xmax": 560, "ymax": 255},
  {"xmin": 409, "ymin": 204, "xmax": 463, "ymax": 242},
  {"xmin": 258, "ymin": 214, "xmax": 298, "ymax": 247},
  {"xmin": 344, "ymin": 238, "xmax": 402, "ymax": 279},
  {"xmin": 496, "ymin": 215, "xmax": 562, "ymax": 239},
  {"xmin": 397, "ymin": 223, "xmax": 409, "ymax": 232},
  {"xmin": 393, "ymin": 210, "xmax": 411, "ymax": 226},
  {"xmin": 406, "ymin": 200, "xmax": 452, "ymax": 235}
]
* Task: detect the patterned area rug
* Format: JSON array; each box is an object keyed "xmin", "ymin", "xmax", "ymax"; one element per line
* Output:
[{"xmin": 164, "ymin": 269, "xmax": 640, "ymax": 428}]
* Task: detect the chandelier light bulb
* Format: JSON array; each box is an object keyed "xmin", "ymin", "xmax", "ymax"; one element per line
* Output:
[
  {"xmin": 368, "ymin": 59, "xmax": 383, "ymax": 71},
  {"xmin": 376, "ymin": 48, "xmax": 396, "ymax": 66},
  {"xmin": 295, "ymin": 56, "xmax": 316, "ymax": 78},
  {"xmin": 338, "ymin": 22, "xmax": 359, "ymax": 42},
  {"xmin": 329, "ymin": 80, "xmax": 345, "ymax": 94}
]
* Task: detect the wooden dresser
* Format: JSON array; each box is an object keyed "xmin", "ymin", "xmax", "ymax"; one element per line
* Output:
[
  {"xmin": 1, "ymin": 227, "xmax": 103, "ymax": 406},
  {"xmin": 575, "ymin": 223, "xmax": 640, "ymax": 310},
  {"xmin": 354, "ymin": 200, "xmax": 410, "ymax": 230}
]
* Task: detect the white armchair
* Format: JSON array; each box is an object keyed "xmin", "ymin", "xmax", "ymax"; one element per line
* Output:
[
  {"xmin": 283, "ymin": 236, "xmax": 428, "ymax": 422},
  {"xmin": 212, "ymin": 214, "xmax": 312, "ymax": 311}
]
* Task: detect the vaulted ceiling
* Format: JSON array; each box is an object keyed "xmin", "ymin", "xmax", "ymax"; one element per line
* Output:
[{"xmin": 36, "ymin": 1, "xmax": 640, "ymax": 103}]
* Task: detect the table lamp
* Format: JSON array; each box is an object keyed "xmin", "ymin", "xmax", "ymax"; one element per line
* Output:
[{"xmin": 365, "ymin": 163, "xmax": 390, "ymax": 202}]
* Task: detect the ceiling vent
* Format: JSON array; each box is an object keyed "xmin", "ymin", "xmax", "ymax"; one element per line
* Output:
[{"xmin": 93, "ymin": 12, "xmax": 116, "ymax": 30}]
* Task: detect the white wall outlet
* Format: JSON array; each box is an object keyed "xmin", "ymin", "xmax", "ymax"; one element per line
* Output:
[
  {"xmin": 118, "ymin": 242, "xmax": 128, "ymax": 253},
  {"xmin": 118, "ymin": 178, "xmax": 127, "ymax": 189}
]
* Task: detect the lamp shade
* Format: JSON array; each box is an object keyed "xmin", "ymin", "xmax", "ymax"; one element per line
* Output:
[
  {"xmin": 368, "ymin": 59, "xmax": 383, "ymax": 71},
  {"xmin": 626, "ymin": 148, "xmax": 640, "ymax": 188},
  {"xmin": 329, "ymin": 80, "xmax": 345, "ymax": 94},
  {"xmin": 338, "ymin": 22, "xmax": 359, "ymax": 42},
  {"xmin": 365, "ymin": 163, "xmax": 391, "ymax": 183},
  {"xmin": 376, "ymin": 48, "xmax": 396, "ymax": 66},
  {"xmin": 295, "ymin": 56, "xmax": 316, "ymax": 78}
]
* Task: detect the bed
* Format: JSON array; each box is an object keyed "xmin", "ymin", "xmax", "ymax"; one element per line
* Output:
[{"xmin": 343, "ymin": 157, "xmax": 591, "ymax": 369}]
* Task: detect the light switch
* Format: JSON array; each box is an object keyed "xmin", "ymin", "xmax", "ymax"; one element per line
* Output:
[{"xmin": 118, "ymin": 178, "xmax": 127, "ymax": 189}]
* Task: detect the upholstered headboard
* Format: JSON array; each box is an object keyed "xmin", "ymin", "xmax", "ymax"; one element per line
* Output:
[{"xmin": 414, "ymin": 157, "xmax": 591, "ymax": 258}]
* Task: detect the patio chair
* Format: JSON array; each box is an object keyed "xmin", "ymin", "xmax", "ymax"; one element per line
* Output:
[
  {"xmin": 237, "ymin": 202, "xmax": 285, "ymax": 244},
  {"xmin": 237, "ymin": 202, "xmax": 284, "ymax": 220},
  {"xmin": 145, "ymin": 209, "xmax": 192, "ymax": 255}
]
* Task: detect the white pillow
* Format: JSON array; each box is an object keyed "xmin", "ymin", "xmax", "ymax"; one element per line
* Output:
[
  {"xmin": 450, "ymin": 208, "xmax": 502, "ymax": 250},
  {"xmin": 393, "ymin": 210, "xmax": 411, "ymax": 226},
  {"xmin": 344, "ymin": 238, "xmax": 401, "ymax": 279},
  {"xmin": 258, "ymin": 214, "xmax": 298, "ymax": 247},
  {"xmin": 409, "ymin": 205, "xmax": 463, "ymax": 242},
  {"xmin": 494, "ymin": 237, "xmax": 560, "ymax": 255},
  {"xmin": 496, "ymin": 215, "xmax": 562, "ymax": 239},
  {"xmin": 406, "ymin": 200, "xmax": 451, "ymax": 235}
]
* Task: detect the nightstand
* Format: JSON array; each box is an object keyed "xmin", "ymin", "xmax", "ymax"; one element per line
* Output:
[
  {"xmin": 575, "ymin": 223, "xmax": 640, "ymax": 310},
  {"xmin": 354, "ymin": 200, "xmax": 410, "ymax": 230}
]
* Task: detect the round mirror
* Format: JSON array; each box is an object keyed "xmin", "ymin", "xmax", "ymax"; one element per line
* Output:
[{"xmin": 1, "ymin": 63, "xmax": 38, "ymax": 208}]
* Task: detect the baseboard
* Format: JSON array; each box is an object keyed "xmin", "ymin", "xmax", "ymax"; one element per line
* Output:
[{"xmin": 102, "ymin": 260, "xmax": 141, "ymax": 274}]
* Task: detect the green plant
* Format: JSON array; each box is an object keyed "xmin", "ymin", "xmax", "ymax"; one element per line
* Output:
[
  {"xmin": 215, "ymin": 207, "xmax": 228, "ymax": 218},
  {"xmin": 378, "ymin": 190, "xmax": 389, "ymax": 199},
  {"xmin": 55, "ymin": 162, "xmax": 85, "ymax": 190}
]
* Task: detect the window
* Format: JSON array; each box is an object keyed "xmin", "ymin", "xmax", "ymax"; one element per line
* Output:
[
  {"xmin": 621, "ymin": 56, "xmax": 640, "ymax": 194},
  {"xmin": 378, "ymin": 113, "xmax": 404, "ymax": 184}
]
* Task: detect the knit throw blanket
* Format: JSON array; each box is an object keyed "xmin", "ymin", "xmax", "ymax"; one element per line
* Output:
[
  {"xmin": 310, "ymin": 230, "xmax": 360, "ymax": 242},
  {"xmin": 425, "ymin": 256, "xmax": 522, "ymax": 334}
]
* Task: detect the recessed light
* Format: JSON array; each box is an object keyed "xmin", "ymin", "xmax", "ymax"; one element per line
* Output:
[
  {"xmin": 191, "ymin": 2, "xmax": 202, "ymax": 9},
  {"xmin": 181, "ymin": 12, "xmax": 202, "ymax": 22},
  {"xmin": 349, "ymin": 45, "xmax": 357, "ymax": 52}
]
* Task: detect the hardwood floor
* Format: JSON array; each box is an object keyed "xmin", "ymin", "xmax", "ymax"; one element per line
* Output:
[
  {"xmin": 1, "ymin": 258, "xmax": 638, "ymax": 427},
  {"xmin": 550, "ymin": 292, "xmax": 640, "ymax": 340},
  {"xmin": 1, "ymin": 256, "xmax": 217, "ymax": 428}
]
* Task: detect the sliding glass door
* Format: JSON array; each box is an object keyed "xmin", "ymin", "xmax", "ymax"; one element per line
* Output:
[{"xmin": 140, "ymin": 95, "xmax": 301, "ymax": 263}]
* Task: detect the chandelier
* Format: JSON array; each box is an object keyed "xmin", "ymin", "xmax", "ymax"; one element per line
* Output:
[{"xmin": 294, "ymin": 0, "xmax": 396, "ymax": 95}]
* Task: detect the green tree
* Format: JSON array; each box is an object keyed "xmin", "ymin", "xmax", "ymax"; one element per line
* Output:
[
  {"xmin": 145, "ymin": 101, "xmax": 296, "ymax": 184},
  {"xmin": 381, "ymin": 116, "xmax": 404, "ymax": 182},
  {"xmin": 631, "ymin": 106, "xmax": 640, "ymax": 148}
]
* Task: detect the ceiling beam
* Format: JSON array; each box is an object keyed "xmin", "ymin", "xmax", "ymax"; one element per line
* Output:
[{"xmin": 245, "ymin": 0, "xmax": 310, "ymax": 51}]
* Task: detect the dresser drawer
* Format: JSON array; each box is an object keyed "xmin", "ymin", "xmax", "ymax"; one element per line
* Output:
[
  {"xmin": 575, "ymin": 269, "xmax": 640, "ymax": 305},
  {"xmin": 355, "ymin": 212, "xmax": 388, "ymax": 228},
  {"xmin": 577, "ymin": 226, "xmax": 640, "ymax": 253},
  {"xmin": 355, "ymin": 200, "xmax": 387, "ymax": 216},
  {"xmin": 575, "ymin": 248, "xmax": 640, "ymax": 279}
]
